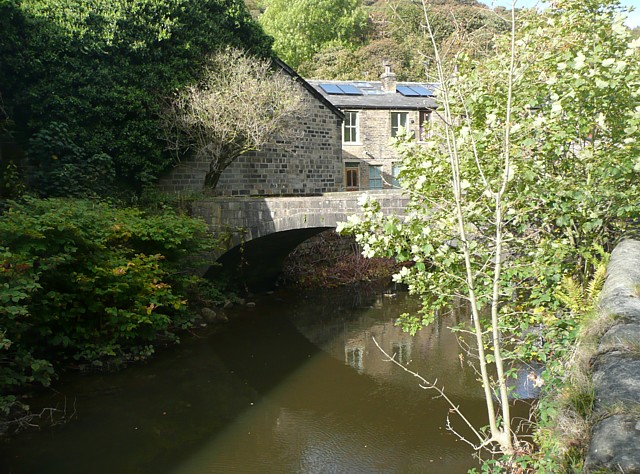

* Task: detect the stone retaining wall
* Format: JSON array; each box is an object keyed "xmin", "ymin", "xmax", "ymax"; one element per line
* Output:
[{"xmin": 585, "ymin": 239, "xmax": 640, "ymax": 473}]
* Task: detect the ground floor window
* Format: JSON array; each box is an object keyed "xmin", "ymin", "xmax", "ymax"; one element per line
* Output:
[
  {"xmin": 345, "ymin": 163, "xmax": 359, "ymax": 191},
  {"xmin": 369, "ymin": 165, "xmax": 382, "ymax": 189},
  {"xmin": 392, "ymin": 163, "xmax": 402, "ymax": 188}
]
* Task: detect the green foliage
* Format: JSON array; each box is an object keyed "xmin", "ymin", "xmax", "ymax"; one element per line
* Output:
[
  {"xmin": 260, "ymin": 0, "xmax": 368, "ymax": 69},
  {"xmin": 0, "ymin": 197, "xmax": 216, "ymax": 414},
  {"xmin": 0, "ymin": 0, "xmax": 273, "ymax": 192},
  {"xmin": 340, "ymin": 0, "xmax": 640, "ymax": 339},
  {"xmin": 339, "ymin": 0, "xmax": 640, "ymax": 459},
  {"xmin": 28, "ymin": 122, "xmax": 115, "ymax": 198},
  {"xmin": 555, "ymin": 250, "xmax": 608, "ymax": 316},
  {"xmin": 0, "ymin": 160, "xmax": 25, "ymax": 200},
  {"xmin": 297, "ymin": 0, "xmax": 511, "ymax": 80}
]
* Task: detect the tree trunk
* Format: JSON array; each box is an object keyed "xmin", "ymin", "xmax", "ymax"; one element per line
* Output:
[{"xmin": 204, "ymin": 168, "xmax": 221, "ymax": 191}]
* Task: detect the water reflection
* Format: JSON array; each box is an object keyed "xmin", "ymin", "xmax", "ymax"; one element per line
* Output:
[
  {"xmin": 0, "ymin": 285, "xmax": 529, "ymax": 474},
  {"xmin": 290, "ymin": 289, "xmax": 481, "ymax": 400}
]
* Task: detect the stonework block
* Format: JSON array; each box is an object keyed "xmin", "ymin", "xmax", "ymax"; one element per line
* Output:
[{"xmin": 158, "ymin": 85, "xmax": 343, "ymax": 196}]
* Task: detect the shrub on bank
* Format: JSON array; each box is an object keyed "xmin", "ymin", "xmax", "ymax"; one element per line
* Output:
[{"xmin": 0, "ymin": 197, "xmax": 217, "ymax": 420}]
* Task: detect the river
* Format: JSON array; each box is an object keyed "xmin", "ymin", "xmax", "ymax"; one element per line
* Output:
[{"xmin": 0, "ymin": 285, "xmax": 533, "ymax": 473}]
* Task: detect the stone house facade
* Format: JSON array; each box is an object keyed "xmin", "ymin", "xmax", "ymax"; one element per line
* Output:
[
  {"xmin": 307, "ymin": 67, "xmax": 437, "ymax": 191},
  {"xmin": 158, "ymin": 60, "xmax": 345, "ymax": 196}
]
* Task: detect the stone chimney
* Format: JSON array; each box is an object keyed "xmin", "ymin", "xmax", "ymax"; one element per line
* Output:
[{"xmin": 380, "ymin": 62, "xmax": 397, "ymax": 93}]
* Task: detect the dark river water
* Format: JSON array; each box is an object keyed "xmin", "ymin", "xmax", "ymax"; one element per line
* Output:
[{"xmin": 0, "ymin": 285, "xmax": 533, "ymax": 474}]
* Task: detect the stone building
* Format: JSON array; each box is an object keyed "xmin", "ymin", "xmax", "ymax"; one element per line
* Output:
[
  {"xmin": 307, "ymin": 66, "xmax": 437, "ymax": 191},
  {"xmin": 158, "ymin": 60, "xmax": 345, "ymax": 196}
]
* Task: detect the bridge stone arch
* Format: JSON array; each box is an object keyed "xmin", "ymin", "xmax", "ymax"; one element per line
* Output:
[
  {"xmin": 191, "ymin": 190, "xmax": 409, "ymax": 254},
  {"xmin": 190, "ymin": 190, "xmax": 409, "ymax": 288}
]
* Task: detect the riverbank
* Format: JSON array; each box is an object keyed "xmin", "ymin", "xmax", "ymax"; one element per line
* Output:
[
  {"xmin": 584, "ymin": 240, "xmax": 640, "ymax": 472},
  {"xmin": 0, "ymin": 197, "xmax": 229, "ymax": 436},
  {"xmin": 529, "ymin": 239, "xmax": 640, "ymax": 472}
]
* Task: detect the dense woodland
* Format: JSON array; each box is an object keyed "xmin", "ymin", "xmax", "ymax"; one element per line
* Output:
[
  {"xmin": 254, "ymin": 0, "xmax": 512, "ymax": 80},
  {"xmin": 256, "ymin": 0, "xmax": 640, "ymax": 80}
]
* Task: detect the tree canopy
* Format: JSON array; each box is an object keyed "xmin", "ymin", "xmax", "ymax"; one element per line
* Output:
[
  {"xmin": 0, "ymin": 0, "xmax": 273, "ymax": 194},
  {"xmin": 259, "ymin": 0, "xmax": 369, "ymax": 70},
  {"xmin": 273, "ymin": 0, "xmax": 511, "ymax": 80}
]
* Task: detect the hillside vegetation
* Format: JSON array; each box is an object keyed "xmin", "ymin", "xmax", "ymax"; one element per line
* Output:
[{"xmin": 255, "ymin": 0, "xmax": 512, "ymax": 80}]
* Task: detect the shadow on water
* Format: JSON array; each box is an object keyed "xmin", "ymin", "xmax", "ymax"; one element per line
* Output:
[{"xmin": 0, "ymin": 285, "xmax": 534, "ymax": 474}]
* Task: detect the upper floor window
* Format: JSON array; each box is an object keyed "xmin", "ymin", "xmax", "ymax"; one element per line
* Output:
[
  {"xmin": 419, "ymin": 110, "xmax": 432, "ymax": 141},
  {"xmin": 391, "ymin": 112, "xmax": 409, "ymax": 137},
  {"xmin": 343, "ymin": 111, "xmax": 359, "ymax": 143}
]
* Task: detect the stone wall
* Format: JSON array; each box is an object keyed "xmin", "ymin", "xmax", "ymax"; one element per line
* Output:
[
  {"xmin": 584, "ymin": 239, "xmax": 640, "ymax": 473},
  {"xmin": 190, "ymin": 189, "xmax": 409, "ymax": 256},
  {"xmin": 158, "ymin": 85, "xmax": 344, "ymax": 196}
]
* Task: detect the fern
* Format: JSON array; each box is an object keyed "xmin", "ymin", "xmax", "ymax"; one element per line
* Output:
[
  {"xmin": 555, "ymin": 254, "xmax": 608, "ymax": 316},
  {"xmin": 586, "ymin": 263, "xmax": 607, "ymax": 307},
  {"xmin": 555, "ymin": 276, "xmax": 585, "ymax": 315}
]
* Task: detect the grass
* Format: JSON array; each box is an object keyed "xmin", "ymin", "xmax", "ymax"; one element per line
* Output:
[{"xmin": 532, "ymin": 306, "xmax": 615, "ymax": 472}]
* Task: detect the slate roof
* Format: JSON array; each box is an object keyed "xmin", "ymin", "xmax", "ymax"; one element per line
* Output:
[{"xmin": 307, "ymin": 79, "xmax": 438, "ymax": 110}]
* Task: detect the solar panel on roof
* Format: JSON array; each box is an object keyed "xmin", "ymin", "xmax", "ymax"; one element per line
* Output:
[
  {"xmin": 396, "ymin": 85, "xmax": 420, "ymax": 97},
  {"xmin": 409, "ymin": 85, "xmax": 434, "ymax": 96},
  {"xmin": 319, "ymin": 83, "xmax": 344, "ymax": 94},
  {"xmin": 338, "ymin": 84, "xmax": 363, "ymax": 95},
  {"xmin": 353, "ymin": 81, "xmax": 373, "ymax": 88}
]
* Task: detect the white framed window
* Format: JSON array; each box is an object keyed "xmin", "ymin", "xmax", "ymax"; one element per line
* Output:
[
  {"xmin": 343, "ymin": 111, "xmax": 359, "ymax": 143},
  {"xmin": 369, "ymin": 165, "xmax": 382, "ymax": 189},
  {"xmin": 391, "ymin": 112, "xmax": 409, "ymax": 137}
]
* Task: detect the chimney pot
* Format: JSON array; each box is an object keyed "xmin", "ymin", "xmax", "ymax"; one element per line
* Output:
[{"xmin": 380, "ymin": 63, "xmax": 397, "ymax": 93}]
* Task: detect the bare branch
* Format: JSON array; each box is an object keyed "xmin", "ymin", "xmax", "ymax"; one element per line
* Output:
[{"xmin": 372, "ymin": 336, "xmax": 488, "ymax": 448}]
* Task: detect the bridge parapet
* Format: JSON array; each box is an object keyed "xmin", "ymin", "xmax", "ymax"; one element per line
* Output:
[{"xmin": 191, "ymin": 190, "xmax": 409, "ymax": 254}]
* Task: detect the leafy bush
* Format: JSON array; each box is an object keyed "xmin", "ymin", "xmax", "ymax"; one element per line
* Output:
[
  {"xmin": 28, "ymin": 122, "xmax": 115, "ymax": 198},
  {"xmin": 0, "ymin": 160, "xmax": 25, "ymax": 201},
  {"xmin": 0, "ymin": 197, "xmax": 217, "ymax": 415}
]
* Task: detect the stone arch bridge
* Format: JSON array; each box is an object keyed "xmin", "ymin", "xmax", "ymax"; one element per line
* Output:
[{"xmin": 190, "ymin": 190, "xmax": 408, "ymax": 288}]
